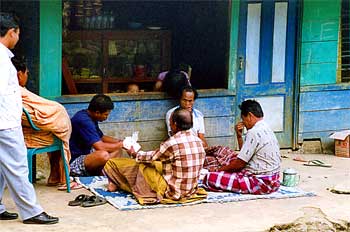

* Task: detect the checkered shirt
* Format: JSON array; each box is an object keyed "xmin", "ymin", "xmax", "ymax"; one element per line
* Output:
[{"xmin": 135, "ymin": 130, "xmax": 205, "ymax": 200}]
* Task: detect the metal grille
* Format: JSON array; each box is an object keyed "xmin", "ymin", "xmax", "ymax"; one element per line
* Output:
[{"xmin": 341, "ymin": 0, "xmax": 350, "ymax": 82}]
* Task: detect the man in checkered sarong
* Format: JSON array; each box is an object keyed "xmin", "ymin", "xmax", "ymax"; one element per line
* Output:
[{"xmin": 202, "ymin": 100, "xmax": 281, "ymax": 195}]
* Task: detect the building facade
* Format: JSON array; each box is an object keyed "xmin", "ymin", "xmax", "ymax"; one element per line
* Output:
[{"xmin": 2, "ymin": 0, "xmax": 349, "ymax": 153}]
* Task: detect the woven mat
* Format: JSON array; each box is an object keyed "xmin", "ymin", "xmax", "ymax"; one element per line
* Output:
[{"xmin": 76, "ymin": 176, "xmax": 316, "ymax": 211}]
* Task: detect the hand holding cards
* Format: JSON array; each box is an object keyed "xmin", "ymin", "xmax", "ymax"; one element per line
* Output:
[{"xmin": 123, "ymin": 131, "xmax": 141, "ymax": 154}]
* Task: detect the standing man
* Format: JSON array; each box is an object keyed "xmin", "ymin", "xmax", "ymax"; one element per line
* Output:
[
  {"xmin": 0, "ymin": 12, "xmax": 58, "ymax": 224},
  {"xmin": 203, "ymin": 100, "xmax": 281, "ymax": 194},
  {"xmin": 69, "ymin": 94, "xmax": 123, "ymax": 176}
]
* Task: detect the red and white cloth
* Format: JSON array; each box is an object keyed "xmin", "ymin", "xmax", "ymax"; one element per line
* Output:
[
  {"xmin": 203, "ymin": 146, "xmax": 238, "ymax": 172},
  {"xmin": 203, "ymin": 170, "xmax": 280, "ymax": 195}
]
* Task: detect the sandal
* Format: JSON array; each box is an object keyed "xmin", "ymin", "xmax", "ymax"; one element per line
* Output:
[
  {"xmin": 68, "ymin": 194, "xmax": 91, "ymax": 206},
  {"xmin": 303, "ymin": 159, "xmax": 332, "ymax": 168},
  {"xmin": 81, "ymin": 195, "xmax": 107, "ymax": 207},
  {"xmin": 58, "ymin": 181, "xmax": 83, "ymax": 191}
]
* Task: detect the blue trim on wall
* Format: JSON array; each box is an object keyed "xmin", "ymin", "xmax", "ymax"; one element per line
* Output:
[{"xmin": 259, "ymin": 1, "xmax": 274, "ymax": 85}]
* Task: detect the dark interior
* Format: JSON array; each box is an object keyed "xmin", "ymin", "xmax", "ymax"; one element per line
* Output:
[{"xmin": 68, "ymin": 0, "xmax": 230, "ymax": 91}]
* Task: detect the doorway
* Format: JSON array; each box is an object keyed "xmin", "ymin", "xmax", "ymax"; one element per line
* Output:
[{"xmin": 236, "ymin": 0, "xmax": 298, "ymax": 148}]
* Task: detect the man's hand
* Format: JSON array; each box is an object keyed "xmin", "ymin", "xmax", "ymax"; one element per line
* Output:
[
  {"xmin": 124, "ymin": 146, "xmax": 137, "ymax": 158},
  {"xmin": 235, "ymin": 122, "xmax": 245, "ymax": 149},
  {"xmin": 218, "ymin": 158, "xmax": 246, "ymax": 172},
  {"xmin": 235, "ymin": 122, "xmax": 244, "ymax": 138}
]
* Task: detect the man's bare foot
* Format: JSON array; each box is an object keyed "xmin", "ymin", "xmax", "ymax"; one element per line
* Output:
[{"xmin": 107, "ymin": 181, "xmax": 118, "ymax": 192}]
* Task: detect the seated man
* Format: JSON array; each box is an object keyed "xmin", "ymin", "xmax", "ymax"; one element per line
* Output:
[
  {"xmin": 165, "ymin": 85, "xmax": 237, "ymax": 170},
  {"xmin": 12, "ymin": 57, "xmax": 73, "ymax": 188},
  {"xmin": 103, "ymin": 108, "xmax": 206, "ymax": 205},
  {"xmin": 166, "ymin": 85, "xmax": 208, "ymax": 147},
  {"xmin": 203, "ymin": 100, "xmax": 281, "ymax": 194},
  {"xmin": 69, "ymin": 94, "xmax": 123, "ymax": 176}
]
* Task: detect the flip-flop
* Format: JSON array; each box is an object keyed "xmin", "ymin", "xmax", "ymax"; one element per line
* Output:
[
  {"xmin": 303, "ymin": 159, "xmax": 332, "ymax": 168},
  {"xmin": 68, "ymin": 194, "xmax": 91, "ymax": 206},
  {"xmin": 58, "ymin": 181, "xmax": 83, "ymax": 191},
  {"xmin": 81, "ymin": 195, "xmax": 107, "ymax": 207}
]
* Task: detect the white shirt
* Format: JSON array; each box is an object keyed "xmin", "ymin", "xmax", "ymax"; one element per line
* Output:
[
  {"xmin": 0, "ymin": 42, "xmax": 22, "ymax": 130},
  {"xmin": 237, "ymin": 120, "xmax": 281, "ymax": 175},
  {"xmin": 165, "ymin": 106, "xmax": 205, "ymax": 137}
]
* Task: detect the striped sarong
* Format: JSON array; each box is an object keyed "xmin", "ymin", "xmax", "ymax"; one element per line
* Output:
[{"xmin": 203, "ymin": 170, "xmax": 280, "ymax": 195}]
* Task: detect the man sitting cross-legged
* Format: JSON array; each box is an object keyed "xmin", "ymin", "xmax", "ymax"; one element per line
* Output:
[
  {"xmin": 103, "ymin": 108, "xmax": 207, "ymax": 204},
  {"xmin": 202, "ymin": 99, "xmax": 281, "ymax": 195},
  {"xmin": 69, "ymin": 94, "xmax": 123, "ymax": 176}
]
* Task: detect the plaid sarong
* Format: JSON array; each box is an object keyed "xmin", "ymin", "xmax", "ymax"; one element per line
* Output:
[
  {"xmin": 70, "ymin": 155, "xmax": 89, "ymax": 176},
  {"xmin": 203, "ymin": 170, "xmax": 280, "ymax": 195},
  {"xmin": 204, "ymin": 146, "xmax": 238, "ymax": 172}
]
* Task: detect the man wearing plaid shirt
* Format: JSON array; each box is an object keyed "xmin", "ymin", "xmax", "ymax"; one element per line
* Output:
[{"xmin": 103, "ymin": 108, "xmax": 206, "ymax": 203}]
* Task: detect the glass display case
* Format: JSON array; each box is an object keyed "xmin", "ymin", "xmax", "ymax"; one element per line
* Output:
[{"xmin": 62, "ymin": 30, "xmax": 171, "ymax": 93}]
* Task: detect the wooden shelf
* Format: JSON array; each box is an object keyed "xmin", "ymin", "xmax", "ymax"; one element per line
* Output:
[
  {"xmin": 63, "ymin": 30, "xmax": 170, "ymax": 94},
  {"xmin": 104, "ymin": 77, "xmax": 157, "ymax": 83},
  {"xmin": 66, "ymin": 76, "xmax": 157, "ymax": 93},
  {"xmin": 74, "ymin": 78, "xmax": 102, "ymax": 84},
  {"xmin": 73, "ymin": 77, "xmax": 156, "ymax": 84}
]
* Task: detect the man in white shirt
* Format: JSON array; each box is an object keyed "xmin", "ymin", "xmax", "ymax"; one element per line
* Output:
[
  {"xmin": 203, "ymin": 99, "xmax": 281, "ymax": 194},
  {"xmin": 0, "ymin": 12, "xmax": 58, "ymax": 224},
  {"xmin": 165, "ymin": 85, "xmax": 208, "ymax": 148}
]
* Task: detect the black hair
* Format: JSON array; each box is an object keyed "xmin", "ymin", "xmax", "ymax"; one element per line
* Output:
[
  {"xmin": 11, "ymin": 56, "xmax": 27, "ymax": 72},
  {"xmin": 0, "ymin": 12, "xmax": 19, "ymax": 37},
  {"xmin": 239, "ymin": 99, "xmax": 264, "ymax": 118},
  {"xmin": 180, "ymin": 85, "xmax": 198, "ymax": 100},
  {"xmin": 172, "ymin": 108, "xmax": 193, "ymax": 131},
  {"xmin": 163, "ymin": 70, "xmax": 189, "ymax": 99},
  {"xmin": 174, "ymin": 62, "xmax": 190, "ymax": 73},
  {"xmin": 88, "ymin": 94, "xmax": 114, "ymax": 113}
]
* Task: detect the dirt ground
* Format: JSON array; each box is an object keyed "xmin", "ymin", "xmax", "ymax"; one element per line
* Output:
[{"xmin": 1, "ymin": 153, "xmax": 350, "ymax": 232}]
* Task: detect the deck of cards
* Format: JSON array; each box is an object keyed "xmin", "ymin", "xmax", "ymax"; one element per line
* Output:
[{"xmin": 123, "ymin": 131, "xmax": 141, "ymax": 152}]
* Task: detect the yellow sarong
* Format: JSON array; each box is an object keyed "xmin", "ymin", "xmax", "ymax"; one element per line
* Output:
[{"xmin": 104, "ymin": 157, "xmax": 207, "ymax": 205}]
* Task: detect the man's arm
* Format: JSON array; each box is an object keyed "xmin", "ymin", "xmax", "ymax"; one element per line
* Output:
[
  {"xmin": 218, "ymin": 158, "xmax": 246, "ymax": 172},
  {"xmin": 165, "ymin": 108, "xmax": 175, "ymax": 136},
  {"xmin": 101, "ymin": 135, "xmax": 122, "ymax": 143},
  {"xmin": 130, "ymin": 140, "xmax": 173, "ymax": 164},
  {"xmin": 92, "ymin": 139, "xmax": 123, "ymax": 153},
  {"xmin": 235, "ymin": 122, "xmax": 244, "ymax": 149},
  {"xmin": 198, "ymin": 133, "xmax": 208, "ymax": 148},
  {"xmin": 0, "ymin": 60, "xmax": 10, "ymax": 93},
  {"xmin": 134, "ymin": 149, "xmax": 161, "ymax": 163},
  {"xmin": 195, "ymin": 110, "xmax": 208, "ymax": 148}
]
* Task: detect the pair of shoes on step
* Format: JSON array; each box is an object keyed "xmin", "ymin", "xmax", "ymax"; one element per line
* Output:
[
  {"xmin": 68, "ymin": 194, "xmax": 107, "ymax": 207},
  {"xmin": 1, "ymin": 211, "xmax": 58, "ymax": 224}
]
